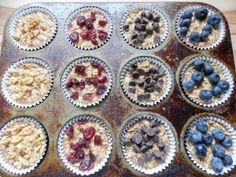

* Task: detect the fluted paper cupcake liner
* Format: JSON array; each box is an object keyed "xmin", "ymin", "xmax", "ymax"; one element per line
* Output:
[
  {"xmin": 9, "ymin": 6, "xmax": 58, "ymax": 51},
  {"xmin": 182, "ymin": 114, "xmax": 236, "ymax": 175},
  {"xmin": 61, "ymin": 56, "xmax": 113, "ymax": 108},
  {"xmin": 120, "ymin": 6, "xmax": 170, "ymax": 50},
  {"xmin": 57, "ymin": 114, "xmax": 113, "ymax": 176},
  {"xmin": 65, "ymin": 6, "xmax": 113, "ymax": 50},
  {"xmin": 1, "ymin": 57, "xmax": 54, "ymax": 108},
  {"xmin": 120, "ymin": 55, "xmax": 173, "ymax": 107},
  {"xmin": 177, "ymin": 55, "xmax": 234, "ymax": 109},
  {"xmin": 0, "ymin": 116, "xmax": 48, "ymax": 175},
  {"xmin": 119, "ymin": 112, "xmax": 178, "ymax": 175},
  {"xmin": 175, "ymin": 5, "xmax": 226, "ymax": 51}
]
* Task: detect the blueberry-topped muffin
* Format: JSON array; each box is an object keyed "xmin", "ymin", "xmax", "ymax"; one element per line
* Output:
[
  {"xmin": 121, "ymin": 8, "xmax": 169, "ymax": 49},
  {"xmin": 176, "ymin": 6, "xmax": 225, "ymax": 49}
]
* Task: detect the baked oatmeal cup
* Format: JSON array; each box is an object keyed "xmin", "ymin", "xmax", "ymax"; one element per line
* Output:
[{"xmin": 57, "ymin": 115, "xmax": 113, "ymax": 176}]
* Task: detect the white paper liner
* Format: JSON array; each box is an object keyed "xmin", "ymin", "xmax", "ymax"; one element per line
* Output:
[
  {"xmin": 57, "ymin": 114, "xmax": 113, "ymax": 176},
  {"xmin": 119, "ymin": 112, "xmax": 178, "ymax": 175},
  {"xmin": 9, "ymin": 6, "xmax": 58, "ymax": 51},
  {"xmin": 120, "ymin": 5, "xmax": 170, "ymax": 50},
  {"xmin": 178, "ymin": 55, "xmax": 234, "ymax": 109},
  {"xmin": 120, "ymin": 55, "xmax": 173, "ymax": 106},
  {"xmin": 0, "ymin": 116, "xmax": 48, "ymax": 175},
  {"xmin": 65, "ymin": 6, "xmax": 113, "ymax": 50},
  {"xmin": 1, "ymin": 57, "xmax": 54, "ymax": 108},
  {"xmin": 61, "ymin": 56, "xmax": 113, "ymax": 108},
  {"xmin": 183, "ymin": 114, "xmax": 236, "ymax": 175},
  {"xmin": 175, "ymin": 5, "xmax": 226, "ymax": 50}
]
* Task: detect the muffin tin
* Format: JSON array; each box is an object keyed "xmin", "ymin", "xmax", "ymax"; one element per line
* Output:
[{"xmin": 0, "ymin": 2, "xmax": 235, "ymax": 177}]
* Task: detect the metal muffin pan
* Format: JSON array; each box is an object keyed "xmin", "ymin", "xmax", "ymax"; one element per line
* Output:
[{"xmin": 0, "ymin": 2, "xmax": 235, "ymax": 177}]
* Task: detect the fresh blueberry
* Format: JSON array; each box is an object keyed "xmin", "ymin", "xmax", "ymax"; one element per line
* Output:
[
  {"xmin": 200, "ymin": 31, "xmax": 210, "ymax": 41},
  {"xmin": 211, "ymin": 157, "xmax": 224, "ymax": 173},
  {"xmin": 183, "ymin": 80, "xmax": 195, "ymax": 90},
  {"xmin": 217, "ymin": 80, "xmax": 230, "ymax": 92},
  {"xmin": 203, "ymin": 24, "xmax": 213, "ymax": 33},
  {"xmin": 188, "ymin": 130, "xmax": 203, "ymax": 144},
  {"xmin": 199, "ymin": 90, "xmax": 213, "ymax": 101},
  {"xmin": 212, "ymin": 128, "xmax": 225, "ymax": 141},
  {"xmin": 208, "ymin": 72, "xmax": 220, "ymax": 85},
  {"xmin": 203, "ymin": 133, "xmax": 213, "ymax": 145},
  {"xmin": 221, "ymin": 135, "xmax": 233, "ymax": 148},
  {"xmin": 222, "ymin": 155, "xmax": 233, "ymax": 166},
  {"xmin": 180, "ymin": 19, "xmax": 191, "ymax": 28},
  {"xmin": 193, "ymin": 59, "xmax": 204, "ymax": 71},
  {"xmin": 203, "ymin": 63, "xmax": 214, "ymax": 75},
  {"xmin": 191, "ymin": 71, "xmax": 204, "ymax": 84},
  {"xmin": 189, "ymin": 32, "xmax": 201, "ymax": 43},
  {"xmin": 207, "ymin": 14, "xmax": 222, "ymax": 28},
  {"xmin": 196, "ymin": 119, "xmax": 208, "ymax": 133},
  {"xmin": 195, "ymin": 7, "xmax": 208, "ymax": 20},
  {"xmin": 212, "ymin": 144, "xmax": 226, "ymax": 158},
  {"xmin": 179, "ymin": 27, "xmax": 189, "ymax": 37},
  {"xmin": 212, "ymin": 86, "xmax": 223, "ymax": 96},
  {"xmin": 195, "ymin": 144, "xmax": 207, "ymax": 158},
  {"xmin": 181, "ymin": 10, "xmax": 193, "ymax": 19}
]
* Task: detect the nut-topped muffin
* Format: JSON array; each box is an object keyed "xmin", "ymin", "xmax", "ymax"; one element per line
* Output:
[{"xmin": 121, "ymin": 7, "xmax": 169, "ymax": 49}]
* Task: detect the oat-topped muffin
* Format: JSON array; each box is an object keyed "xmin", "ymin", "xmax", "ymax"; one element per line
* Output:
[
  {"xmin": 67, "ymin": 7, "xmax": 111, "ymax": 49},
  {"xmin": 11, "ymin": 8, "xmax": 56, "ymax": 49},
  {"xmin": 176, "ymin": 6, "xmax": 224, "ymax": 49},
  {"xmin": 122, "ymin": 8, "xmax": 168, "ymax": 49},
  {"xmin": 185, "ymin": 116, "xmax": 236, "ymax": 174}
]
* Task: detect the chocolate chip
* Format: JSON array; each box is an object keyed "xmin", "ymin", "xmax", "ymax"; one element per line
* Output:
[
  {"xmin": 150, "ymin": 119, "xmax": 158, "ymax": 127},
  {"xmin": 131, "ymin": 33, "xmax": 138, "ymax": 39},
  {"xmin": 145, "ymin": 77, "xmax": 152, "ymax": 84},
  {"xmin": 141, "ymin": 11, "xmax": 147, "ymax": 18},
  {"xmin": 153, "ymin": 150, "xmax": 165, "ymax": 162},
  {"xmin": 135, "ymin": 24, "xmax": 146, "ymax": 31},
  {"xmin": 155, "ymin": 79, "xmax": 164, "ymax": 91},
  {"xmin": 153, "ymin": 73, "xmax": 161, "ymax": 81},
  {"xmin": 132, "ymin": 39, "xmax": 138, "ymax": 45},
  {"xmin": 131, "ymin": 132, "xmax": 143, "ymax": 145},
  {"xmin": 146, "ymin": 141, "xmax": 154, "ymax": 147},
  {"xmin": 132, "ymin": 144, "xmax": 141, "ymax": 153},
  {"xmin": 157, "ymin": 140, "xmax": 165, "ymax": 151},
  {"xmin": 146, "ymin": 12, "xmax": 154, "ymax": 20},
  {"xmin": 141, "ymin": 124, "xmax": 148, "ymax": 134},
  {"xmin": 137, "ymin": 68, "xmax": 145, "ymax": 75},
  {"xmin": 145, "ymin": 153, "xmax": 154, "ymax": 162},
  {"xmin": 149, "ymin": 66, "xmax": 158, "ymax": 74},
  {"xmin": 150, "ymin": 80, "xmax": 156, "ymax": 86},
  {"xmin": 143, "ymin": 134, "xmax": 149, "ymax": 142},
  {"xmin": 154, "ymin": 36, "xmax": 161, "ymax": 44},
  {"xmin": 140, "ymin": 144, "xmax": 149, "ymax": 152},
  {"xmin": 123, "ymin": 138, "xmax": 131, "ymax": 146},
  {"xmin": 152, "ymin": 22, "xmax": 160, "ymax": 32},
  {"xmin": 153, "ymin": 16, "xmax": 160, "ymax": 22},
  {"xmin": 135, "ymin": 17, "xmax": 141, "ymax": 23},
  {"xmin": 152, "ymin": 134, "xmax": 159, "ymax": 143},
  {"xmin": 146, "ymin": 27, "xmax": 153, "ymax": 35},
  {"xmin": 128, "ymin": 87, "xmax": 136, "ymax": 94},
  {"xmin": 137, "ymin": 93, "xmax": 150, "ymax": 101},
  {"xmin": 129, "ymin": 80, "xmax": 136, "ymax": 86},
  {"xmin": 131, "ymin": 63, "xmax": 138, "ymax": 70},
  {"xmin": 137, "ymin": 33, "xmax": 145, "ymax": 42},
  {"xmin": 123, "ymin": 24, "xmax": 129, "ymax": 32},
  {"xmin": 132, "ymin": 72, "xmax": 140, "ymax": 79},
  {"xmin": 146, "ymin": 128, "xmax": 156, "ymax": 137},
  {"xmin": 141, "ymin": 17, "xmax": 149, "ymax": 24},
  {"xmin": 137, "ymin": 156, "xmax": 146, "ymax": 166},
  {"xmin": 136, "ymin": 79, "xmax": 144, "ymax": 87},
  {"xmin": 144, "ymin": 86, "xmax": 154, "ymax": 93}
]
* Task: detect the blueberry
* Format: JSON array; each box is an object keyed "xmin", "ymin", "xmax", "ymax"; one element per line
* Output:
[
  {"xmin": 203, "ymin": 24, "xmax": 213, "ymax": 33},
  {"xmin": 212, "ymin": 128, "xmax": 225, "ymax": 141},
  {"xmin": 189, "ymin": 32, "xmax": 201, "ymax": 43},
  {"xmin": 208, "ymin": 72, "xmax": 220, "ymax": 85},
  {"xmin": 179, "ymin": 27, "xmax": 188, "ymax": 37},
  {"xmin": 195, "ymin": 144, "xmax": 207, "ymax": 158},
  {"xmin": 181, "ymin": 10, "xmax": 193, "ymax": 19},
  {"xmin": 183, "ymin": 80, "xmax": 195, "ymax": 90},
  {"xmin": 212, "ymin": 144, "xmax": 226, "ymax": 158},
  {"xmin": 203, "ymin": 63, "xmax": 214, "ymax": 75},
  {"xmin": 200, "ymin": 31, "xmax": 210, "ymax": 41},
  {"xmin": 193, "ymin": 59, "xmax": 204, "ymax": 71},
  {"xmin": 212, "ymin": 86, "xmax": 223, "ymax": 96},
  {"xmin": 221, "ymin": 135, "xmax": 233, "ymax": 148},
  {"xmin": 191, "ymin": 71, "xmax": 204, "ymax": 84},
  {"xmin": 222, "ymin": 155, "xmax": 233, "ymax": 166},
  {"xmin": 211, "ymin": 157, "xmax": 223, "ymax": 173},
  {"xmin": 195, "ymin": 7, "xmax": 208, "ymax": 20},
  {"xmin": 188, "ymin": 130, "xmax": 203, "ymax": 144},
  {"xmin": 207, "ymin": 14, "xmax": 222, "ymax": 28},
  {"xmin": 180, "ymin": 19, "xmax": 191, "ymax": 28},
  {"xmin": 202, "ymin": 133, "xmax": 213, "ymax": 145},
  {"xmin": 217, "ymin": 80, "xmax": 230, "ymax": 92},
  {"xmin": 199, "ymin": 89, "xmax": 213, "ymax": 101},
  {"xmin": 196, "ymin": 119, "xmax": 208, "ymax": 133}
]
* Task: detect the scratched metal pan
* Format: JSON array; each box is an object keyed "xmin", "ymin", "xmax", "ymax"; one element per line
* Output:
[{"xmin": 0, "ymin": 2, "xmax": 235, "ymax": 177}]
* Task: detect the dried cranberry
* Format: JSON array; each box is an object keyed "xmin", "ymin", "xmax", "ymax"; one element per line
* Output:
[
  {"xmin": 85, "ymin": 18, "xmax": 94, "ymax": 29},
  {"xmin": 69, "ymin": 31, "xmax": 79, "ymax": 43},
  {"xmin": 70, "ymin": 142, "xmax": 79, "ymax": 151},
  {"xmin": 89, "ymin": 150, "xmax": 96, "ymax": 162},
  {"xmin": 90, "ymin": 77, "xmax": 99, "ymax": 87},
  {"xmin": 76, "ymin": 16, "xmax": 86, "ymax": 27},
  {"xmin": 83, "ymin": 127, "xmax": 95, "ymax": 140},
  {"xmin": 75, "ymin": 64, "xmax": 86, "ymax": 75},
  {"xmin": 77, "ymin": 138, "xmax": 89, "ymax": 148},
  {"xmin": 76, "ymin": 148, "xmax": 85, "ymax": 159},
  {"xmin": 70, "ymin": 92, "xmax": 79, "ymax": 99},
  {"xmin": 80, "ymin": 29, "xmax": 89, "ymax": 40},
  {"xmin": 66, "ymin": 126, "xmax": 74, "ymax": 139},
  {"xmin": 90, "ymin": 11, "xmax": 96, "ymax": 21},
  {"xmin": 98, "ymin": 76, "xmax": 107, "ymax": 83},
  {"xmin": 98, "ymin": 19, "xmax": 108, "ymax": 27},
  {"xmin": 66, "ymin": 78, "xmax": 74, "ymax": 88},
  {"xmin": 83, "ymin": 93, "xmax": 94, "ymax": 101},
  {"xmin": 79, "ymin": 79, "xmax": 85, "ymax": 89},
  {"xmin": 87, "ymin": 30, "xmax": 97, "ymax": 40},
  {"xmin": 94, "ymin": 135, "xmax": 103, "ymax": 145},
  {"xmin": 79, "ymin": 157, "xmax": 92, "ymax": 171},
  {"xmin": 98, "ymin": 30, "xmax": 108, "ymax": 41},
  {"xmin": 76, "ymin": 119, "xmax": 88, "ymax": 125},
  {"xmin": 67, "ymin": 152, "xmax": 79, "ymax": 164},
  {"xmin": 91, "ymin": 38, "xmax": 98, "ymax": 45},
  {"xmin": 97, "ymin": 64, "xmax": 105, "ymax": 76},
  {"xmin": 96, "ymin": 84, "xmax": 107, "ymax": 95},
  {"xmin": 91, "ymin": 62, "xmax": 99, "ymax": 68}
]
